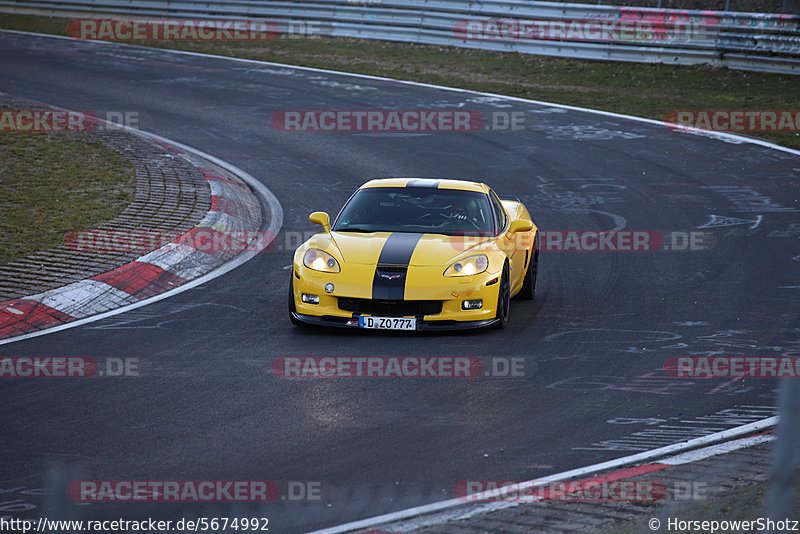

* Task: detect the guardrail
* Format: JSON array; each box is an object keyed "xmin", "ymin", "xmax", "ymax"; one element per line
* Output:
[{"xmin": 1, "ymin": 0, "xmax": 798, "ymax": 74}]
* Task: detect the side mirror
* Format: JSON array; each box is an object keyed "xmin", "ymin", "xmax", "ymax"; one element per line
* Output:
[
  {"xmin": 507, "ymin": 219, "xmax": 533, "ymax": 235},
  {"xmin": 309, "ymin": 211, "xmax": 331, "ymax": 233}
]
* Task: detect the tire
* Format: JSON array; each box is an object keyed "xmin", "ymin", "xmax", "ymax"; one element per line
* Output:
[
  {"xmin": 494, "ymin": 263, "xmax": 511, "ymax": 329},
  {"xmin": 288, "ymin": 271, "xmax": 305, "ymax": 327},
  {"xmin": 518, "ymin": 240, "xmax": 539, "ymax": 301}
]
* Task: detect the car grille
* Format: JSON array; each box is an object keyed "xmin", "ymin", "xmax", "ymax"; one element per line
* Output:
[{"xmin": 338, "ymin": 298, "xmax": 443, "ymax": 317}]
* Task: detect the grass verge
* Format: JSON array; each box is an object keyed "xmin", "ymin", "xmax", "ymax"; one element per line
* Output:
[{"xmin": 0, "ymin": 125, "xmax": 135, "ymax": 267}]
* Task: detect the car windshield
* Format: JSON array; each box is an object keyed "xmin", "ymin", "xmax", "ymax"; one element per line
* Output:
[{"xmin": 332, "ymin": 187, "xmax": 495, "ymax": 235}]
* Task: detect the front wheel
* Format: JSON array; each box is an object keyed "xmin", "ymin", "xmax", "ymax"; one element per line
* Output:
[
  {"xmin": 494, "ymin": 263, "xmax": 510, "ymax": 329},
  {"xmin": 518, "ymin": 244, "xmax": 538, "ymax": 301}
]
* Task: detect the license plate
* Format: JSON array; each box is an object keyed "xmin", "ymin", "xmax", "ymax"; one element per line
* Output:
[{"xmin": 358, "ymin": 316, "xmax": 416, "ymax": 330}]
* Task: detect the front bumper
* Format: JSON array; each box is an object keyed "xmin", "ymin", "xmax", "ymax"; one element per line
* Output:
[
  {"xmin": 291, "ymin": 263, "xmax": 502, "ymax": 330},
  {"xmin": 290, "ymin": 311, "xmax": 499, "ymax": 330}
]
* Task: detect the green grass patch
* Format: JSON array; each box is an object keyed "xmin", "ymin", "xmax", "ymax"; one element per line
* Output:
[
  {"xmin": 0, "ymin": 126, "xmax": 135, "ymax": 266},
  {"xmin": 1, "ymin": 13, "xmax": 798, "ymax": 149}
]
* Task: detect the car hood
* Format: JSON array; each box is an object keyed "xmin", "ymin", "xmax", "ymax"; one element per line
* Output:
[{"xmin": 329, "ymin": 231, "xmax": 495, "ymax": 267}]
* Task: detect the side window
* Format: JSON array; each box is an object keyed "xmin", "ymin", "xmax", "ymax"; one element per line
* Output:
[{"xmin": 489, "ymin": 190, "xmax": 507, "ymax": 235}]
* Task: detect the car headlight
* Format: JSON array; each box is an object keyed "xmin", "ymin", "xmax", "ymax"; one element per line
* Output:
[
  {"xmin": 444, "ymin": 254, "xmax": 488, "ymax": 276},
  {"xmin": 303, "ymin": 248, "xmax": 341, "ymax": 273}
]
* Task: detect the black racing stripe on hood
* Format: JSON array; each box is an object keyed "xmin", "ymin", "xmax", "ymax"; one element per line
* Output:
[
  {"xmin": 372, "ymin": 232, "xmax": 423, "ymax": 300},
  {"xmin": 406, "ymin": 179, "xmax": 441, "ymax": 188}
]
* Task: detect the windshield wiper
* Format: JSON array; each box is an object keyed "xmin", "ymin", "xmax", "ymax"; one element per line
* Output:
[{"xmin": 334, "ymin": 227, "xmax": 375, "ymax": 233}]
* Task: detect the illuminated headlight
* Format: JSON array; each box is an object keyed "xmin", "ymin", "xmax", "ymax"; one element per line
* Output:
[
  {"xmin": 303, "ymin": 248, "xmax": 340, "ymax": 273},
  {"xmin": 444, "ymin": 254, "xmax": 489, "ymax": 277},
  {"xmin": 462, "ymin": 299, "xmax": 483, "ymax": 310},
  {"xmin": 302, "ymin": 294, "xmax": 319, "ymax": 304}
]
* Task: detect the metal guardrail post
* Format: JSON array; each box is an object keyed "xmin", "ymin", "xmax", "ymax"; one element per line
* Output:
[{"xmin": 766, "ymin": 378, "xmax": 800, "ymax": 526}]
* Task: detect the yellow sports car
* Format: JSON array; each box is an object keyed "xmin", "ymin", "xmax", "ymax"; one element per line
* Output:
[{"xmin": 289, "ymin": 178, "xmax": 538, "ymax": 330}]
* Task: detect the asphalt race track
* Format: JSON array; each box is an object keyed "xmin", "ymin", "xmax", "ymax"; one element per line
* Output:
[{"xmin": 1, "ymin": 31, "xmax": 799, "ymax": 532}]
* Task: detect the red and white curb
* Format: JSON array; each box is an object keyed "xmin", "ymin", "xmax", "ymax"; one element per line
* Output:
[
  {"xmin": 0, "ymin": 134, "xmax": 272, "ymax": 343},
  {"xmin": 310, "ymin": 417, "xmax": 777, "ymax": 534}
]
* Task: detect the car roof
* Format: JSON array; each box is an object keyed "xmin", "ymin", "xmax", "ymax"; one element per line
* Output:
[{"xmin": 359, "ymin": 178, "xmax": 489, "ymax": 194}]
